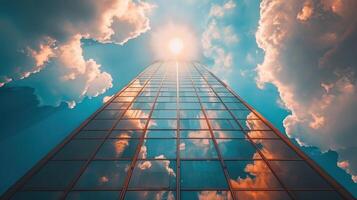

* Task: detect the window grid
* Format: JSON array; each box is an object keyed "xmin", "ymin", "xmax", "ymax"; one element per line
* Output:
[
  {"xmin": 188, "ymin": 67, "xmax": 237, "ymax": 199},
  {"xmin": 2, "ymin": 61, "xmax": 352, "ymax": 200},
  {"xmin": 193, "ymin": 63, "xmax": 299, "ymax": 198}
]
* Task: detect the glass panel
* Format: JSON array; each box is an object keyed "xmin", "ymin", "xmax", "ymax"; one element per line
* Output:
[
  {"xmin": 200, "ymin": 96, "xmax": 220, "ymax": 102},
  {"xmin": 155, "ymin": 102, "xmax": 177, "ymax": 109},
  {"xmin": 145, "ymin": 130, "xmax": 177, "ymax": 138},
  {"xmin": 180, "ymin": 119, "xmax": 208, "ymax": 129},
  {"xmin": 109, "ymin": 130, "xmax": 143, "ymax": 139},
  {"xmin": 246, "ymin": 131, "xmax": 278, "ymax": 138},
  {"xmin": 213, "ymin": 130, "xmax": 246, "ymax": 138},
  {"xmin": 148, "ymin": 119, "xmax": 177, "ymax": 129},
  {"xmin": 179, "ymin": 96, "xmax": 199, "ymax": 102},
  {"xmin": 119, "ymin": 91, "xmax": 139, "ymax": 96},
  {"xmin": 180, "ymin": 139, "xmax": 218, "ymax": 158},
  {"xmin": 84, "ymin": 120, "xmax": 116, "ymax": 130},
  {"xmin": 205, "ymin": 110, "xmax": 232, "ymax": 119},
  {"xmin": 221, "ymin": 97, "xmax": 241, "ymax": 103},
  {"xmin": 291, "ymin": 191, "xmax": 344, "ymax": 200},
  {"xmin": 95, "ymin": 139, "xmax": 139, "ymax": 159},
  {"xmin": 181, "ymin": 191, "xmax": 232, "ymax": 200},
  {"xmin": 75, "ymin": 161, "xmax": 130, "ymax": 189},
  {"xmin": 217, "ymin": 139, "xmax": 260, "ymax": 159},
  {"xmin": 66, "ymin": 191, "xmax": 120, "ymax": 200},
  {"xmin": 157, "ymin": 96, "xmax": 176, "ymax": 102},
  {"xmin": 76, "ymin": 130, "xmax": 108, "ymax": 139},
  {"xmin": 180, "ymin": 110, "xmax": 204, "ymax": 119},
  {"xmin": 152, "ymin": 110, "xmax": 177, "ymax": 119},
  {"xmin": 239, "ymin": 120, "xmax": 271, "ymax": 130},
  {"xmin": 269, "ymin": 161, "xmax": 332, "ymax": 189},
  {"xmin": 130, "ymin": 102, "xmax": 153, "ymax": 110},
  {"xmin": 180, "ymin": 130, "xmax": 211, "ymax": 138},
  {"xmin": 225, "ymin": 160, "xmax": 281, "ymax": 189},
  {"xmin": 124, "ymin": 191, "xmax": 176, "ymax": 200},
  {"xmin": 11, "ymin": 191, "xmax": 63, "ymax": 200},
  {"xmin": 135, "ymin": 96, "xmax": 155, "ymax": 102},
  {"xmin": 129, "ymin": 160, "xmax": 176, "ymax": 189},
  {"xmin": 53, "ymin": 140, "xmax": 101, "ymax": 160},
  {"xmin": 122, "ymin": 109, "xmax": 150, "ymax": 119},
  {"xmin": 24, "ymin": 161, "xmax": 84, "ymax": 188},
  {"xmin": 201, "ymin": 102, "xmax": 225, "ymax": 109},
  {"xmin": 115, "ymin": 96, "xmax": 137, "ymax": 102},
  {"xmin": 106, "ymin": 102, "xmax": 130, "ymax": 109},
  {"xmin": 234, "ymin": 191, "xmax": 291, "ymax": 200},
  {"xmin": 139, "ymin": 91, "xmax": 157, "ymax": 97},
  {"xmin": 253, "ymin": 139, "xmax": 301, "ymax": 160},
  {"xmin": 139, "ymin": 139, "xmax": 176, "ymax": 159},
  {"xmin": 209, "ymin": 120, "xmax": 240, "ymax": 130},
  {"xmin": 225, "ymin": 103, "xmax": 247, "ymax": 110},
  {"xmin": 95, "ymin": 110, "xmax": 124, "ymax": 120},
  {"xmin": 230, "ymin": 110, "xmax": 259, "ymax": 120},
  {"xmin": 180, "ymin": 103, "xmax": 201, "ymax": 109},
  {"xmin": 115, "ymin": 119, "xmax": 146, "ymax": 130},
  {"xmin": 181, "ymin": 160, "xmax": 228, "ymax": 189}
]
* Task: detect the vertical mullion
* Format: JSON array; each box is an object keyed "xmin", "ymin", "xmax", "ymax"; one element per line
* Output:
[
  {"xmin": 176, "ymin": 61, "xmax": 181, "ymax": 200},
  {"xmin": 119, "ymin": 62, "xmax": 166, "ymax": 200},
  {"xmin": 189, "ymin": 63, "xmax": 237, "ymax": 200},
  {"xmin": 60, "ymin": 63, "xmax": 160, "ymax": 200},
  {"xmin": 192, "ymin": 63, "xmax": 296, "ymax": 200}
]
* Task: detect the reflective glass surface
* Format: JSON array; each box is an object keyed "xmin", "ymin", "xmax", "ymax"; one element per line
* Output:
[
  {"xmin": 180, "ymin": 139, "xmax": 218, "ymax": 158},
  {"xmin": 225, "ymin": 160, "xmax": 281, "ymax": 189},
  {"xmin": 129, "ymin": 160, "xmax": 176, "ymax": 189},
  {"xmin": 66, "ymin": 191, "xmax": 120, "ymax": 200},
  {"xmin": 53, "ymin": 140, "xmax": 101, "ymax": 160},
  {"xmin": 8, "ymin": 61, "xmax": 351, "ymax": 200},
  {"xmin": 269, "ymin": 161, "xmax": 332, "ymax": 189},
  {"xmin": 217, "ymin": 139, "xmax": 260, "ymax": 159},
  {"xmin": 124, "ymin": 191, "xmax": 176, "ymax": 200},
  {"xmin": 75, "ymin": 161, "xmax": 130, "ymax": 189},
  {"xmin": 181, "ymin": 161, "xmax": 228, "ymax": 189},
  {"xmin": 95, "ymin": 139, "xmax": 139, "ymax": 159},
  {"xmin": 24, "ymin": 161, "xmax": 84, "ymax": 188}
]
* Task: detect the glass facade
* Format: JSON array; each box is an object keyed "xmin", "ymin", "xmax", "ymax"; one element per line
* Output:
[{"xmin": 2, "ymin": 61, "xmax": 353, "ymax": 200}]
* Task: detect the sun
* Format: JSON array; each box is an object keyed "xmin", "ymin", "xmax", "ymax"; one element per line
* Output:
[
  {"xmin": 151, "ymin": 23, "xmax": 198, "ymax": 60},
  {"xmin": 168, "ymin": 37, "xmax": 184, "ymax": 55}
]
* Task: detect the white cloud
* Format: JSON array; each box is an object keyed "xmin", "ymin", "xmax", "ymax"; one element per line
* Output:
[
  {"xmin": 23, "ymin": 36, "xmax": 113, "ymax": 107},
  {"xmin": 103, "ymin": 95, "xmax": 114, "ymax": 103},
  {"xmin": 209, "ymin": 0, "xmax": 236, "ymax": 17},
  {"xmin": 297, "ymin": 1, "xmax": 314, "ymax": 21},
  {"xmin": 202, "ymin": 1, "xmax": 238, "ymax": 73},
  {"xmin": 0, "ymin": 0, "xmax": 153, "ymax": 107},
  {"xmin": 256, "ymin": 0, "xmax": 357, "ymax": 182}
]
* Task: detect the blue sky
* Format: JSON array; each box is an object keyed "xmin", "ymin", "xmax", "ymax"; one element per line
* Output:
[{"xmin": 0, "ymin": 0, "xmax": 356, "ymax": 197}]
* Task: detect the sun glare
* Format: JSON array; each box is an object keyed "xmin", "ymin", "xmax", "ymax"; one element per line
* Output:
[
  {"xmin": 151, "ymin": 23, "xmax": 198, "ymax": 60},
  {"xmin": 168, "ymin": 37, "xmax": 184, "ymax": 55}
]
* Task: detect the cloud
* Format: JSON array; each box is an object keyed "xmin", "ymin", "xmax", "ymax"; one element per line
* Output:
[
  {"xmin": 256, "ymin": 0, "xmax": 357, "ymax": 182},
  {"xmin": 202, "ymin": 1, "xmax": 238, "ymax": 74},
  {"xmin": 209, "ymin": 0, "xmax": 236, "ymax": 17},
  {"xmin": 197, "ymin": 191, "xmax": 232, "ymax": 200},
  {"xmin": 103, "ymin": 95, "xmax": 114, "ymax": 103},
  {"xmin": 297, "ymin": 1, "xmax": 314, "ymax": 21},
  {"xmin": 17, "ymin": 35, "xmax": 113, "ymax": 107},
  {"xmin": 0, "ymin": 0, "xmax": 153, "ymax": 107}
]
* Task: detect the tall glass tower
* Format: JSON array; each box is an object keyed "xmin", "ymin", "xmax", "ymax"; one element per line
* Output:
[{"xmin": 2, "ymin": 61, "xmax": 353, "ymax": 200}]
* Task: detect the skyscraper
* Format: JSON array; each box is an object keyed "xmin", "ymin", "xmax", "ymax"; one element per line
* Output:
[{"xmin": 2, "ymin": 61, "xmax": 353, "ymax": 200}]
